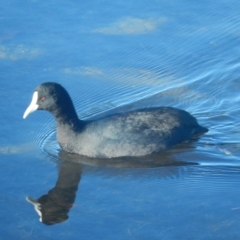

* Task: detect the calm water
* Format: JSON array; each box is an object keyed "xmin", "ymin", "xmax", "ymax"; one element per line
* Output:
[{"xmin": 1, "ymin": 0, "xmax": 240, "ymax": 239}]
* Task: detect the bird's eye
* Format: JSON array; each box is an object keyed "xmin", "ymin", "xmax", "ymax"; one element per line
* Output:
[{"xmin": 40, "ymin": 96, "xmax": 46, "ymax": 101}]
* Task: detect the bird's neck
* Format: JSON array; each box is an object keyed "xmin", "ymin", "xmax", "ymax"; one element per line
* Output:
[{"xmin": 53, "ymin": 107, "xmax": 84, "ymax": 132}]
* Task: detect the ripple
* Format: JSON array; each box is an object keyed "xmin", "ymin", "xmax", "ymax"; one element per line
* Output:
[{"xmin": 38, "ymin": 127, "xmax": 59, "ymax": 159}]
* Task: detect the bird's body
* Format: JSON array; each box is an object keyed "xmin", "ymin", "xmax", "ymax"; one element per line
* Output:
[{"xmin": 23, "ymin": 82, "xmax": 208, "ymax": 158}]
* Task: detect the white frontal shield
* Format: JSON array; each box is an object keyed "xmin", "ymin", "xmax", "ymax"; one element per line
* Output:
[{"xmin": 23, "ymin": 91, "xmax": 39, "ymax": 119}]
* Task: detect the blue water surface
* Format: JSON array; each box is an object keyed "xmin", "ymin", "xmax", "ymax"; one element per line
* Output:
[{"xmin": 1, "ymin": 0, "xmax": 240, "ymax": 239}]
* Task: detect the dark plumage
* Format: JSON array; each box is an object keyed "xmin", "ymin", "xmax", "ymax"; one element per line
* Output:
[{"xmin": 23, "ymin": 82, "xmax": 208, "ymax": 158}]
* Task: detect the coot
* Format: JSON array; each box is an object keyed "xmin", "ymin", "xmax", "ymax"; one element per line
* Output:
[{"xmin": 23, "ymin": 82, "xmax": 208, "ymax": 158}]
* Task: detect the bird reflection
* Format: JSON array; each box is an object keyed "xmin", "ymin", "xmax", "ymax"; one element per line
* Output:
[
  {"xmin": 26, "ymin": 143, "xmax": 198, "ymax": 225},
  {"xmin": 26, "ymin": 160, "xmax": 82, "ymax": 225}
]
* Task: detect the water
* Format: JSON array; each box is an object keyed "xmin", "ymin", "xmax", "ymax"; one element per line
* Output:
[{"xmin": 1, "ymin": 0, "xmax": 240, "ymax": 239}]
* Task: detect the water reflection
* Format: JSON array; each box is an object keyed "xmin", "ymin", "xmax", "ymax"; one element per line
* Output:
[
  {"xmin": 27, "ymin": 161, "xmax": 82, "ymax": 225},
  {"xmin": 26, "ymin": 145, "xmax": 197, "ymax": 225}
]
